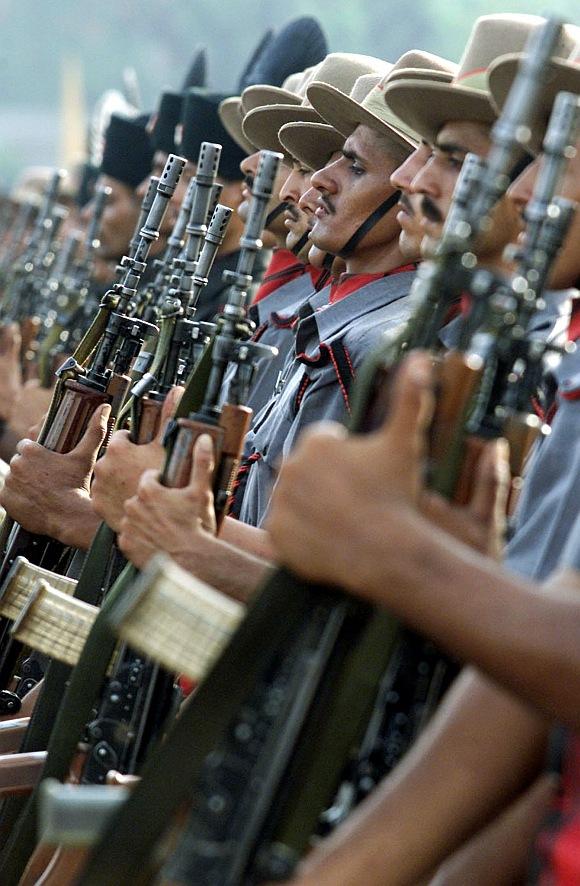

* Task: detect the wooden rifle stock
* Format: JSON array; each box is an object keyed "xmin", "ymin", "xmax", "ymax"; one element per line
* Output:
[
  {"xmin": 0, "ymin": 750, "xmax": 46, "ymax": 796},
  {"xmin": 0, "ymin": 717, "xmax": 30, "ymax": 754},
  {"xmin": 164, "ymin": 404, "xmax": 251, "ymax": 529},
  {"xmin": 133, "ymin": 397, "xmax": 163, "ymax": 445}
]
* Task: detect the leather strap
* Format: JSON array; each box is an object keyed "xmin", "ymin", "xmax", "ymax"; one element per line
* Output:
[
  {"xmin": 265, "ymin": 200, "xmax": 289, "ymax": 230},
  {"xmin": 338, "ymin": 189, "xmax": 401, "ymax": 258},
  {"xmin": 290, "ymin": 230, "xmax": 310, "ymax": 257}
]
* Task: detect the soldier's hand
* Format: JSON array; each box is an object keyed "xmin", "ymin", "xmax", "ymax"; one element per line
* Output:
[
  {"xmin": 92, "ymin": 386, "xmax": 183, "ymax": 531},
  {"xmin": 118, "ymin": 432, "xmax": 217, "ymax": 570},
  {"xmin": 421, "ymin": 439, "xmax": 510, "ymax": 558},
  {"xmin": 0, "ymin": 403, "xmax": 110, "ymax": 549},
  {"xmin": 267, "ymin": 352, "xmax": 434, "ymax": 589}
]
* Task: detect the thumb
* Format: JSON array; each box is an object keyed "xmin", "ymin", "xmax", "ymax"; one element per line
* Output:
[
  {"xmin": 156, "ymin": 385, "xmax": 185, "ymax": 441},
  {"xmin": 72, "ymin": 403, "xmax": 111, "ymax": 462},
  {"xmin": 189, "ymin": 433, "xmax": 215, "ymax": 490},
  {"xmin": 378, "ymin": 351, "xmax": 434, "ymax": 457},
  {"xmin": 470, "ymin": 437, "xmax": 510, "ymax": 523}
]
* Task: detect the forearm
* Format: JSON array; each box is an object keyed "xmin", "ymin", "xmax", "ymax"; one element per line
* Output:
[
  {"xmin": 174, "ymin": 534, "xmax": 274, "ymax": 604},
  {"xmin": 355, "ymin": 506, "xmax": 580, "ymax": 728},
  {"xmin": 294, "ymin": 668, "xmax": 548, "ymax": 886},
  {"xmin": 220, "ymin": 517, "xmax": 274, "ymax": 560}
]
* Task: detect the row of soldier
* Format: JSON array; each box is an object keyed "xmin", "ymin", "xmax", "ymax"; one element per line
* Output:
[{"xmin": 0, "ymin": 10, "xmax": 575, "ymax": 885}]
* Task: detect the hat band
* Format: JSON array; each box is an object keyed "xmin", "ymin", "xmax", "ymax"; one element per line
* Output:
[{"xmin": 454, "ymin": 68, "xmax": 490, "ymax": 93}]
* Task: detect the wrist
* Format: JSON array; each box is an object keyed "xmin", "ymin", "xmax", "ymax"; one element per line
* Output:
[
  {"xmin": 345, "ymin": 503, "xmax": 425, "ymax": 601},
  {"xmin": 52, "ymin": 491, "xmax": 100, "ymax": 549}
]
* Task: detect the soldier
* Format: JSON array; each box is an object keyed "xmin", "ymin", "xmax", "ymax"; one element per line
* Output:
[
  {"xmin": 261, "ymin": 31, "xmax": 580, "ymax": 886},
  {"xmin": 84, "ymin": 112, "xmax": 154, "ymax": 285}
]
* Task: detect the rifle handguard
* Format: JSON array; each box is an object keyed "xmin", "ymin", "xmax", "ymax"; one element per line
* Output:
[
  {"xmin": 0, "ymin": 557, "xmax": 76, "ymax": 622},
  {"xmin": 107, "ymin": 554, "xmax": 244, "ymax": 683},
  {"xmin": 10, "ymin": 582, "xmax": 97, "ymax": 668}
]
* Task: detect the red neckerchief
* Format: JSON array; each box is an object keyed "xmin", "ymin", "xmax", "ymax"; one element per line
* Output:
[
  {"xmin": 567, "ymin": 298, "xmax": 580, "ymax": 343},
  {"xmin": 252, "ymin": 248, "xmax": 306, "ymax": 303},
  {"xmin": 328, "ymin": 263, "xmax": 416, "ymax": 305}
]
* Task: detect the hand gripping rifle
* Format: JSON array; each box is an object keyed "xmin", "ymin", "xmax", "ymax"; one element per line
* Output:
[{"xmin": 68, "ymin": 21, "xmax": 571, "ymax": 886}]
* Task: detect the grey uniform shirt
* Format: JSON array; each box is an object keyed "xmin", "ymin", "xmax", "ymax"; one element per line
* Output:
[
  {"xmin": 236, "ymin": 270, "xmax": 415, "ymax": 527},
  {"xmin": 506, "ymin": 291, "xmax": 578, "ymax": 580},
  {"xmin": 220, "ymin": 271, "xmax": 318, "ymax": 419}
]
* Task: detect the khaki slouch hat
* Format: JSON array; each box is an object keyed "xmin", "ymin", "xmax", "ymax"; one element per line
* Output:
[
  {"xmin": 488, "ymin": 25, "xmax": 580, "ymax": 152},
  {"xmin": 242, "ymin": 53, "xmax": 391, "ymax": 155},
  {"xmin": 384, "ymin": 14, "xmax": 575, "ymax": 143}
]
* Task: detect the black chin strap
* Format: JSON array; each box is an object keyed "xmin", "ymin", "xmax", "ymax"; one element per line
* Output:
[
  {"xmin": 291, "ymin": 230, "xmax": 311, "ymax": 256},
  {"xmin": 322, "ymin": 251, "xmax": 334, "ymax": 270},
  {"xmin": 338, "ymin": 189, "xmax": 401, "ymax": 258},
  {"xmin": 265, "ymin": 200, "xmax": 289, "ymax": 229}
]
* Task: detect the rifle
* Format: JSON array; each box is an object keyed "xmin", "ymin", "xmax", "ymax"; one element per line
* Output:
[
  {"xmin": 0, "ymin": 155, "xmax": 186, "ymax": 701},
  {"xmin": 73, "ymin": 20, "xmax": 568, "ymax": 886}
]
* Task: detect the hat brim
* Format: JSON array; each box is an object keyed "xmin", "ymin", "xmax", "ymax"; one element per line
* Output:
[
  {"xmin": 387, "ymin": 68, "xmax": 455, "ymax": 85},
  {"xmin": 383, "ymin": 79, "xmax": 497, "ymax": 144},
  {"xmin": 307, "ymin": 82, "xmax": 417, "ymax": 152},
  {"xmin": 219, "ymin": 97, "xmax": 256, "ymax": 155},
  {"xmin": 242, "ymin": 85, "xmax": 302, "ymax": 113},
  {"xmin": 279, "ymin": 122, "xmax": 344, "ymax": 171},
  {"xmin": 488, "ymin": 53, "xmax": 580, "ymax": 153},
  {"xmin": 242, "ymin": 104, "xmax": 321, "ymax": 153}
]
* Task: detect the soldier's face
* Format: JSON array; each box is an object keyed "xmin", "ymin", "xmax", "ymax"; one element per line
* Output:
[
  {"xmin": 307, "ymin": 125, "xmax": 402, "ymax": 266},
  {"xmin": 390, "ymin": 141, "xmax": 432, "ymax": 260},
  {"xmin": 410, "ymin": 121, "xmax": 520, "ymax": 263},
  {"xmin": 91, "ymin": 175, "xmax": 140, "ymax": 261},
  {"xmin": 509, "ymin": 137, "xmax": 580, "ymax": 289},
  {"xmin": 279, "ymin": 164, "xmax": 313, "ymax": 257},
  {"xmin": 238, "ymin": 150, "xmax": 291, "ymax": 237}
]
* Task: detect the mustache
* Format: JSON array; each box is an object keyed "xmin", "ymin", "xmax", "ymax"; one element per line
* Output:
[
  {"xmin": 318, "ymin": 193, "xmax": 336, "ymax": 215},
  {"xmin": 284, "ymin": 203, "xmax": 301, "ymax": 222},
  {"xmin": 420, "ymin": 195, "xmax": 444, "ymax": 224},
  {"xmin": 243, "ymin": 174, "xmax": 254, "ymax": 190},
  {"xmin": 398, "ymin": 193, "xmax": 414, "ymax": 217}
]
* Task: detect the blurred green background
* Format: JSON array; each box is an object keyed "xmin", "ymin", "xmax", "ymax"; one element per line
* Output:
[{"xmin": 0, "ymin": 0, "xmax": 578, "ymax": 187}]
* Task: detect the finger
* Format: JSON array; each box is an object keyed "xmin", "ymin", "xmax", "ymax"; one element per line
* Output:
[
  {"xmin": 189, "ymin": 433, "xmax": 215, "ymax": 490},
  {"xmin": 14, "ymin": 437, "xmax": 34, "ymax": 457},
  {"xmin": 156, "ymin": 386, "xmax": 185, "ymax": 440},
  {"xmin": 469, "ymin": 438, "xmax": 510, "ymax": 523},
  {"xmin": 378, "ymin": 351, "xmax": 434, "ymax": 458},
  {"xmin": 71, "ymin": 404, "xmax": 111, "ymax": 460},
  {"xmin": 0, "ymin": 323, "xmax": 21, "ymax": 357},
  {"xmin": 136, "ymin": 468, "xmax": 162, "ymax": 500}
]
